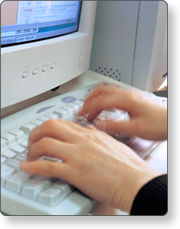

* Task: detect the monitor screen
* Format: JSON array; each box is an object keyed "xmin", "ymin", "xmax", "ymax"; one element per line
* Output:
[{"xmin": 1, "ymin": 1, "xmax": 82, "ymax": 46}]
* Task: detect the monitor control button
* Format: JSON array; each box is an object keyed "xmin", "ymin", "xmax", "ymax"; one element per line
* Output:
[
  {"xmin": 22, "ymin": 72, "xmax": 28, "ymax": 79},
  {"xmin": 33, "ymin": 69, "xmax": 39, "ymax": 75},
  {"xmin": 42, "ymin": 66, "xmax": 48, "ymax": 72},
  {"xmin": 51, "ymin": 64, "xmax": 56, "ymax": 70}
]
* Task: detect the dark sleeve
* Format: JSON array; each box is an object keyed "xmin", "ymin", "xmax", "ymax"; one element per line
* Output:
[{"xmin": 130, "ymin": 174, "xmax": 167, "ymax": 215}]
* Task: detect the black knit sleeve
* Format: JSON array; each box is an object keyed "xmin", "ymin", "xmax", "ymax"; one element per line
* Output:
[{"xmin": 130, "ymin": 174, "xmax": 167, "ymax": 215}]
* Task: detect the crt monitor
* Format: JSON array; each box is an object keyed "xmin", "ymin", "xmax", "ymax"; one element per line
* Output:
[{"xmin": 1, "ymin": 1, "xmax": 97, "ymax": 108}]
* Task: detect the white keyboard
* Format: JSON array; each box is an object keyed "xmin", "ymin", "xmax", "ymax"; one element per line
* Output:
[{"xmin": 1, "ymin": 85, "xmax": 159, "ymax": 215}]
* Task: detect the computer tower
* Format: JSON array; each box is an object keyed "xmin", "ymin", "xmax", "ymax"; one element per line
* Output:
[{"xmin": 90, "ymin": 1, "xmax": 167, "ymax": 91}]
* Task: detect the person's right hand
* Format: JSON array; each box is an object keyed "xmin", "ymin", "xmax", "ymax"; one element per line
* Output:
[{"xmin": 78, "ymin": 83, "xmax": 167, "ymax": 141}]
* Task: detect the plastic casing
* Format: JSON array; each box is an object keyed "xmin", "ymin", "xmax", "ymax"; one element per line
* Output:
[{"xmin": 1, "ymin": 1, "xmax": 97, "ymax": 108}]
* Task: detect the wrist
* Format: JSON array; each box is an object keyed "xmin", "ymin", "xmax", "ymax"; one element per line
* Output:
[{"xmin": 116, "ymin": 167, "xmax": 161, "ymax": 214}]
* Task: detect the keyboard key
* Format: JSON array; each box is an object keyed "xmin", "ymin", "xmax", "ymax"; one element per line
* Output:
[
  {"xmin": 54, "ymin": 108, "xmax": 68, "ymax": 118},
  {"xmin": 22, "ymin": 176, "xmax": 51, "ymax": 200},
  {"xmin": 1, "ymin": 138, "xmax": 7, "ymax": 149},
  {"xmin": 61, "ymin": 106, "xmax": 74, "ymax": 114},
  {"xmin": 5, "ymin": 171, "xmax": 31, "ymax": 193},
  {"xmin": 20, "ymin": 123, "xmax": 36, "ymax": 134},
  {"xmin": 67, "ymin": 103, "xmax": 80, "ymax": 111},
  {"xmin": 2, "ymin": 149, "xmax": 17, "ymax": 159},
  {"xmin": 38, "ymin": 187, "xmax": 64, "ymax": 206},
  {"xmin": 1, "ymin": 133, "xmax": 16, "ymax": 145},
  {"xmin": 10, "ymin": 144, "xmax": 27, "ymax": 154},
  {"xmin": 45, "ymin": 113, "xmax": 59, "ymax": 120},
  {"xmin": 30, "ymin": 119, "xmax": 43, "ymax": 126},
  {"xmin": 73, "ymin": 100, "xmax": 83, "ymax": 106},
  {"xmin": 9, "ymin": 129, "xmax": 25, "ymax": 141},
  {"xmin": 19, "ymin": 138, "xmax": 28, "ymax": 148},
  {"xmin": 40, "ymin": 180, "xmax": 74, "ymax": 206},
  {"xmin": 38, "ymin": 116, "xmax": 50, "ymax": 122},
  {"xmin": 7, "ymin": 159, "xmax": 21, "ymax": 170},
  {"xmin": 16, "ymin": 154, "xmax": 27, "ymax": 162},
  {"xmin": 52, "ymin": 180, "xmax": 74, "ymax": 197},
  {"xmin": 1, "ymin": 164, "xmax": 16, "ymax": 186},
  {"xmin": 1, "ymin": 156, "xmax": 7, "ymax": 164}
]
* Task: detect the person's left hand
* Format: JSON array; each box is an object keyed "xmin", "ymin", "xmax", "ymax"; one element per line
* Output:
[{"xmin": 19, "ymin": 119, "xmax": 160, "ymax": 213}]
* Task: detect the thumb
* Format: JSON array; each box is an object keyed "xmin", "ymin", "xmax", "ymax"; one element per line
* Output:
[{"xmin": 95, "ymin": 119, "xmax": 133, "ymax": 136}]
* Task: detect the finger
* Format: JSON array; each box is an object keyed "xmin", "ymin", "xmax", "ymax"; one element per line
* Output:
[
  {"xmin": 86, "ymin": 124, "xmax": 110, "ymax": 138},
  {"xmin": 80, "ymin": 93, "xmax": 112, "ymax": 120},
  {"xmin": 95, "ymin": 119, "xmax": 135, "ymax": 136},
  {"xmin": 19, "ymin": 160, "xmax": 70, "ymax": 180},
  {"xmin": 27, "ymin": 137, "xmax": 70, "ymax": 161},
  {"xmin": 78, "ymin": 84, "xmax": 113, "ymax": 116},
  {"xmin": 86, "ymin": 94, "xmax": 105, "ymax": 120},
  {"xmin": 86, "ymin": 125, "xmax": 97, "ymax": 131},
  {"xmin": 80, "ymin": 89, "xmax": 134, "ymax": 120},
  {"xmin": 84, "ymin": 82, "xmax": 123, "ymax": 104},
  {"xmin": 57, "ymin": 119, "xmax": 86, "ymax": 132},
  {"xmin": 86, "ymin": 93, "xmax": 132, "ymax": 121},
  {"xmin": 79, "ymin": 95, "xmax": 102, "ymax": 117},
  {"xmin": 28, "ymin": 119, "xmax": 81, "ymax": 147}
]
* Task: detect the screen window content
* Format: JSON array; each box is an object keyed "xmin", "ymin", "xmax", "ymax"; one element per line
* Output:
[{"xmin": 1, "ymin": 1, "xmax": 82, "ymax": 46}]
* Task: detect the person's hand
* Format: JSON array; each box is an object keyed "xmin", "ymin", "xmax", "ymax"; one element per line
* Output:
[
  {"xmin": 78, "ymin": 83, "xmax": 167, "ymax": 141},
  {"xmin": 19, "ymin": 119, "xmax": 160, "ymax": 213}
]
